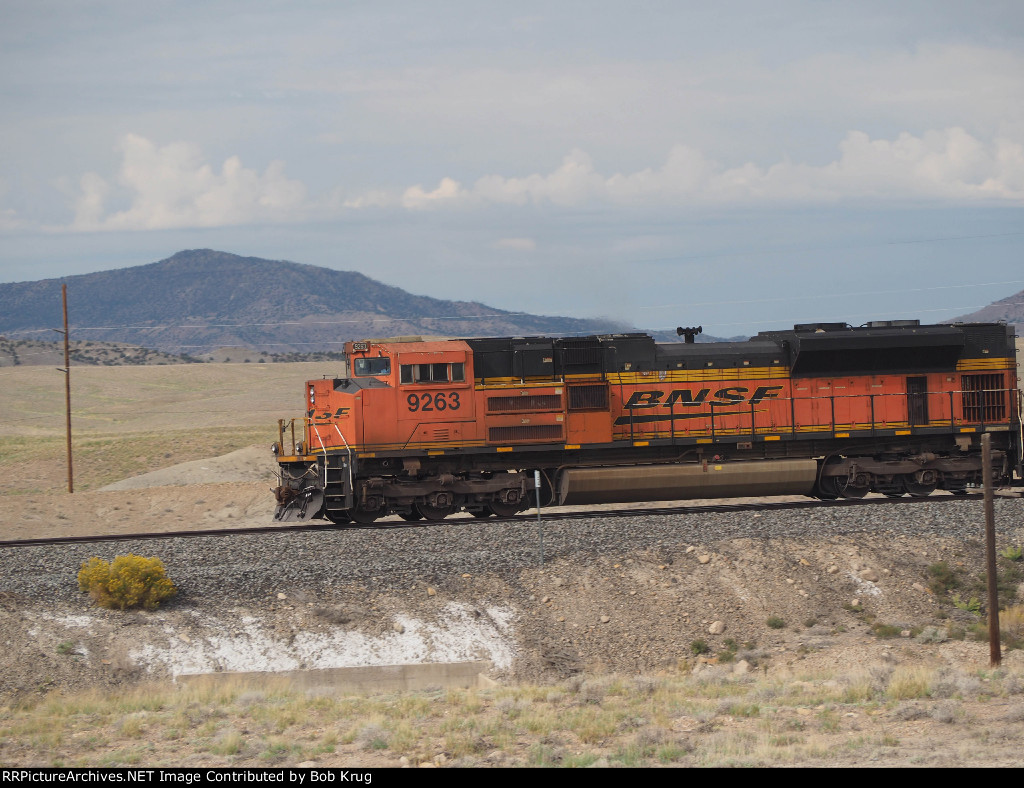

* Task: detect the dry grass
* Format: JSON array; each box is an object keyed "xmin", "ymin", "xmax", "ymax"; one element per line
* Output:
[
  {"xmin": 1000, "ymin": 605, "xmax": 1024, "ymax": 643},
  {"xmin": 0, "ymin": 362, "xmax": 323, "ymax": 493},
  {"xmin": 4, "ymin": 666, "xmax": 1024, "ymax": 768}
]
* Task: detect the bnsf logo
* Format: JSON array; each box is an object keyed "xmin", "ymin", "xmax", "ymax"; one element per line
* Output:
[
  {"xmin": 615, "ymin": 386, "xmax": 784, "ymax": 426},
  {"xmin": 623, "ymin": 386, "xmax": 783, "ymax": 409}
]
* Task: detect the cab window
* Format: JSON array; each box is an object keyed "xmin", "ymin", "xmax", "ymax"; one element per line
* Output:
[
  {"xmin": 353, "ymin": 357, "xmax": 391, "ymax": 376},
  {"xmin": 400, "ymin": 362, "xmax": 465, "ymax": 384}
]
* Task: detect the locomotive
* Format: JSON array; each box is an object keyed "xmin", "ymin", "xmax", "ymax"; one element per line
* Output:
[{"xmin": 272, "ymin": 320, "xmax": 1022, "ymax": 523}]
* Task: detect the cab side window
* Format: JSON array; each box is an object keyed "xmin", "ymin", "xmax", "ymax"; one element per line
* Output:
[{"xmin": 400, "ymin": 362, "xmax": 465, "ymax": 384}]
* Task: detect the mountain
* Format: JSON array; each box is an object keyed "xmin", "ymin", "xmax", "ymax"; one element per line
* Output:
[
  {"xmin": 0, "ymin": 250, "xmax": 627, "ymax": 354},
  {"xmin": 950, "ymin": 288, "xmax": 1024, "ymax": 328}
]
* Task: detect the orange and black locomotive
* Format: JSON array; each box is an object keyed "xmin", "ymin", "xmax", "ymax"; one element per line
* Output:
[{"xmin": 272, "ymin": 320, "xmax": 1022, "ymax": 523}]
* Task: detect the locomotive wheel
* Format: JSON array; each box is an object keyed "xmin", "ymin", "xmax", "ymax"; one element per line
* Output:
[
  {"xmin": 486, "ymin": 502, "xmax": 521, "ymax": 518},
  {"xmin": 416, "ymin": 502, "xmax": 458, "ymax": 521},
  {"xmin": 398, "ymin": 510, "xmax": 424, "ymax": 522},
  {"xmin": 816, "ymin": 477, "xmax": 841, "ymax": 500},
  {"xmin": 814, "ymin": 478, "xmax": 839, "ymax": 500},
  {"xmin": 348, "ymin": 506, "xmax": 382, "ymax": 524},
  {"xmin": 324, "ymin": 510, "xmax": 352, "ymax": 524},
  {"xmin": 902, "ymin": 473, "xmax": 936, "ymax": 498},
  {"xmin": 826, "ymin": 476, "xmax": 868, "ymax": 499}
]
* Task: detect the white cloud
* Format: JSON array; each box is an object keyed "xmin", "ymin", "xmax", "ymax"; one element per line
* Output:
[
  {"xmin": 70, "ymin": 134, "xmax": 309, "ymax": 231},
  {"xmin": 62, "ymin": 126, "xmax": 1024, "ymax": 234},
  {"xmin": 401, "ymin": 176, "xmax": 465, "ymax": 209},
  {"xmin": 368, "ymin": 128, "xmax": 1024, "ymax": 211},
  {"xmin": 73, "ymin": 172, "xmax": 110, "ymax": 227},
  {"xmin": 0, "ymin": 178, "xmax": 25, "ymax": 230},
  {"xmin": 494, "ymin": 237, "xmax": 536, "ymax": 251}
]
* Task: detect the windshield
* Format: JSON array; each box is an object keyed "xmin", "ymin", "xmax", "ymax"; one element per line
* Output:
[{"xmin": 353, "ymin": 356, "xmax": 391, "ymax": 377}]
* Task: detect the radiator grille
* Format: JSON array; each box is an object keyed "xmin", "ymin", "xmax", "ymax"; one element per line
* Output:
[
  {"xmin": 962, "ymin": 374, "xmax": 1007, "ymax": 422},
  {"xmin": 568, "ymin": 384, "xmax": 609, "ymax": 411},
  {"xmin": 487, "ymin": 394, "xmax": 562, "ymax": 413},
  {"xmin": 488, "ymin": 424, "xmax": 564, "ymax": 443}
]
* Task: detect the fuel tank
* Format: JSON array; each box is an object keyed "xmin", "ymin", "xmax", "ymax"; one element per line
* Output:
[{"xmin": 557, "ymin": 459, "xmax": 818, "ymax": 505}]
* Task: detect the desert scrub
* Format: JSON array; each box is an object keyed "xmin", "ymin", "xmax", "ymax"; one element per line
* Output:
[
  {"xmin": 78, "ymin": 555, "xmax": 177, "ymax": 610},
  {"xmin": 871, "ymin": 623, "xmax": 903, "ymax": 639},
  {"xmin": 926, "ymin": 561, "xmax": 960, "ymax": 597}
]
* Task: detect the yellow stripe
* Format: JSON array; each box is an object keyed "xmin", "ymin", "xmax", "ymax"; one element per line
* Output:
[
  {"xmin": 496, "ymin": 446, "xmax": 514, "ymax": 452},
  {"xmin": 474, "ymin": 377, "xmax": 568, "ymax": 388},
  {"xmin": 957, "ymin": 358, "xmax": 1014, "ymax": 371},
  {"xmin": 764, "ymin": 435, "xmax": 781, "ymax": 441},
  {"xmin": 633, "ymin": 440, "xmax": 649, "ymax": 447},
  {"xmin": 607, "ymin": 366, "xmax": 789, "ymax": 384},
  {"xmin": 564, "ymin": 444, "xmax": 580, "ymax": 450}
]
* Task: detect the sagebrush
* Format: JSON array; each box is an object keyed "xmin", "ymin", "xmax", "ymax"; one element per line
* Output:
[{"xmin": 77, "ymin": 554, "xmax": 177, "ymax": 610}]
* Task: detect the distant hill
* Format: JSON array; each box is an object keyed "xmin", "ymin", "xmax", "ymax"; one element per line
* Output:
[
  {"xmin": 951, "ymin": 288, "xmax": 1024, "ymax": 329},
  {"xmin": 0, "ymin": 337, "xmax": 202, "ymax": 367},
  {"xmin": 0, "ymin": 250, "xmax": 628, "ymax": 354}
]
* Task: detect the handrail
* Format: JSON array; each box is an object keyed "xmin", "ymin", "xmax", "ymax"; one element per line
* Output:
[
  {"xmin": 615, "ymin": 386, "xmax": 1020, "ymax": 438},
  {"xmin": 332, "ymin": 423, "xmax": 356, "ymax": 497},
  {"xmin": 309, "ymin": 422, "xmax": 328, "ymax": 488}
]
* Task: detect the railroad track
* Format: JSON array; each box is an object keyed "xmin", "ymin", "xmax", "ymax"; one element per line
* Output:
[{"xmin": 0, "ymin": 490, "xmax": 1006, "ymax": 548}]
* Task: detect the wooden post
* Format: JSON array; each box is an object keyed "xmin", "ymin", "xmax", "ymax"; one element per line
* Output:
[
  {"xmin": 983, "ymin": 433, "xmax": 1000, "ymax": 666},
  {"xmin": 62, "ymin": 283, "xmax": 73, "ymax": 494}
]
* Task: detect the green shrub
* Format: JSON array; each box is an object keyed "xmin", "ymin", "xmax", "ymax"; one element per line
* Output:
[
  {"xmin": 77, "ymin": 555, "xmax": 177, "ymax": 610},
  {"xmin": 766, "ymin": 616, "xmax": 785, "ymax": 630},
  {"xmin": 690, "ymin": 639, "xmax": 709, "ymax": 655},
  {"xmin": 952, "ymin": 593, "xmax": 981, "ymax": 614},
  {"xmin": 871, "ymin": 623, "xmax": 902, "ymax": 639},
  {"xmin": 926, "ymin": 562, "xmax": 959, "ymax": 596}
]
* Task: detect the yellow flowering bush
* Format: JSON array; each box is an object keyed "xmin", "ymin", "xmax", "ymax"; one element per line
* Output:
[{"xmin": 77, "ymin": 554, "xmax": 178, "ymax": 610}]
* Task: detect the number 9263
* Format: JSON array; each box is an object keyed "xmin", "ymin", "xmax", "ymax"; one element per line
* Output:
[{"xmin": 407, "ymin": 392, "xmax": 460, "ymax": 412}]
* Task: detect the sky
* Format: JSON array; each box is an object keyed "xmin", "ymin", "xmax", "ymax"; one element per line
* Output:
[{"xmin": 1, "ymin": 0, "xmax": 1023, "ymax": 337}]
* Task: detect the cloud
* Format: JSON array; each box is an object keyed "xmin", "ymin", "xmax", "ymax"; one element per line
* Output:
[
  {"xmin": 63, "ymin": 126, "xmax": 1024, "ymax": 234},
  {"xmin": 378, "ymin": 128, "xmax": 1024, "ymax": 211},
  {"xmin": 0, "ymin": 178, "xmax": 26, "ymax": 231},
  {"xmin": 401, "ymin": 177, "xmax": 465, "ymax": 209},
  {"xmin": 494, "ymin": 237, "xmax": 536, "ymax": 251},
  {"xmin": 70, "ymin": 134, "xmax": 308, "ymax": 231}
]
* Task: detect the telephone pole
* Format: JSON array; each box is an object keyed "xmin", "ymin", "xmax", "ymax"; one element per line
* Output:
[{"xmin": 55, "ymin": 283, "xmax": 73, "ymax": 494}]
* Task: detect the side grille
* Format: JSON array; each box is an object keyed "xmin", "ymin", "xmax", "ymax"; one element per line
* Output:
[
  {"xmin": 487, "ymin": 394, "xmax": 562, "ymax": 413},
  {"xmin": 962, "ymin": 374, "xmax": 1007, "ymax": 422},
  {"xmin": 562, "ymin": 339, "xmax": 603, "ymax": 368},
  {"xmin": 488, "ymin": 425, "xmax": 564, "ymax": 443},
  {"xmin": 568, "ymin": 384, "xmax": 609, "ymax": 411}
]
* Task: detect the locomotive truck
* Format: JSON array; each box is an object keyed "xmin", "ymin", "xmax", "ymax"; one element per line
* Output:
[{"xmin": 272, "ymin": 320, "xmax": 1022, "ymax": 523}]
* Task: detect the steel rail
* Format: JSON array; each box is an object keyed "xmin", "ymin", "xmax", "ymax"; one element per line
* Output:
[{"xmin": 0, "ymin": 491, "xmax": 998, "ymax": 549}]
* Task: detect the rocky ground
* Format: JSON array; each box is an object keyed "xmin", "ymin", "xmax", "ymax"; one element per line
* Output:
[
  {"xmin": 3, "ymin": 446, "xmax": 1024, "ymax": 700},
  {"xmin": 5, "ymin": 449, "xmax": 1024, "ymax": 767}
]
